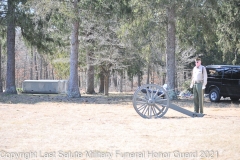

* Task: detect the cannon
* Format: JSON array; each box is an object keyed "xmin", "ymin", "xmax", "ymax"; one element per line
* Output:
[{"xmin": 132, "ymin": 84, "xmax": 205, "ymax": 119}]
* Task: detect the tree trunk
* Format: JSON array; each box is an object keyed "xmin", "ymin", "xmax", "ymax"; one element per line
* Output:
[
  {"xmin": 23, "ymin": 52, "xmax": 27, "ymax": 78},
  {"xmin": 30, "ymin": 46, "xmax": 33, "ymax": 80},
  {"xmin": 146, "ymin": 63, "xmax": 150, "ymax": 84},
  {"xmin": 113, "ymin": 77, "xmax": 117, "ymax": 89},
  {"xmin": 40, "ymin": 55, "xmax": 43, "ymax": 79},
  {"xmin": 104, "ymin": 72, "xmax": 110, "ymax": 96},
  {"xmin": 34, "ymin": 50, "xmax": 38, "ymax": 80},
  {"xmin": 0, "ymin": 43, "xmax": 2, "ymax": 92},
  {"xmin": 86, "ymin": 51, "xmax": 95, "ymax": 94},
  {"xmin": 52, "ymin": 68, "xmax": 54, "ymax": 80},
  {"xmin": 166, "ymin": 5, "xmax": 177, "ymax": 99},
  {"xmin": 48, "ymin": 66, "xmax": 51, "ymax": 79},
  {"xmin": 118, "ymin": 71, "xmax": 123, "ymax": 92},
  {"xmin": 162, "ymin": 73, "xmax": 166, "ymax": 86},
  {"xmin": 151, "ymin": 64, "xmax": 154, "ymax": 84},
  {"xmin": 112, "ymin": 72, "xmax": 117, "ymax": 90},
  {"xmin": 44, "ymin": 62, "xmax": 48, "ymax": 79},
  {"xmin": 137, "ymin": 72, "xmax": 141, "ymax": 87},
  {"xmin": 67, "ymin": 0, "xmax": 81, "ymax": 98},
  {"xmin": 130, "ymin": 74, "xmax": 133, "ymax": 91},
  {"xmin": 5, "ymin": 0, "xmax": 17, "ymax": 94},
  {"xmin": 98, "ymin": 70, "xmax": 104, "ymax": 93}
]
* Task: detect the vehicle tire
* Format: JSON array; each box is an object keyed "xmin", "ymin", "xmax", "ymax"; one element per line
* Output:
[
  {"xmin": 230, "ymin": 97, "xmax": 239, "ymax": 101},
  {"xmin": 209, "ymin": 89, "xmax": 221, "ymax": 102}
]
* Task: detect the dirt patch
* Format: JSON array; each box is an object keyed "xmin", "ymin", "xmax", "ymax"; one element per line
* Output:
[{"xmin": 0, "ymin": 93, "xmax": 240, "ymax": 160}]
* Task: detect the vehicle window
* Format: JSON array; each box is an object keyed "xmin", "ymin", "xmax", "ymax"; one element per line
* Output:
[
  {"xmin": 207, "ymin": 68, "xmax": 223, "ymax": 78},
  {"xmin": 231, "ymin": 68, "xmax": 240, "ymax": 79},
  {"xmin": 223, "ymin": 68, "xmax": 232, "ymax": 78}
]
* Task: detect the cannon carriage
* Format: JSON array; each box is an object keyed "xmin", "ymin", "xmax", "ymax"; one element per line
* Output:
[{"xmin": 132, "ymin": 84, "xmax": 205, "ymax": 119}]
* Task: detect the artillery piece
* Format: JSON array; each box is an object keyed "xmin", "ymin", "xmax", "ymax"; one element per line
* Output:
[{"xmin": 132, "ymin": 84, "xmax": 205, "ymax": 119}]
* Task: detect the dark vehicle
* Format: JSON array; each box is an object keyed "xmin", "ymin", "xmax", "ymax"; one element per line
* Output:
[{"xmin": 205, "ymin": 65, "xmax": 240, "ymax": 102}]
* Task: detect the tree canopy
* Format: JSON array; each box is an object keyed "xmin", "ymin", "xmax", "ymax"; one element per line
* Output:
[{"xmin": 0, "ymin": 0, "xmax": 239, "ymax": 95}]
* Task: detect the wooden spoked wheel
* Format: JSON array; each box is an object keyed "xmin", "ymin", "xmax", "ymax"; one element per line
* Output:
[{"xmin": 132, "ymin": 84, "xmax": 169, "ymax": 119}]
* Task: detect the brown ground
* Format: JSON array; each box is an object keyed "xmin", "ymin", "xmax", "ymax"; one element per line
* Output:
[{"xmin": 0, "ymin": 92, "xmax": 240, "ymax": 160}]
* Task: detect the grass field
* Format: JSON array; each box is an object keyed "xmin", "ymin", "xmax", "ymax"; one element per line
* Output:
[{"xmin": 0, "ymin": 92, "xmax": 240, "ymax": 160}]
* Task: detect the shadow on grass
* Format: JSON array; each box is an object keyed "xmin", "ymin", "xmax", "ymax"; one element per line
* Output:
[
  {"xmin": 161, "ymin": 116, "xmax": 190, "ymax": 119},
  {"xmin": 0, "ymin": 92, "xmax": 133, "ymax": 104},
  {"xmin": 172, "ymin": 98, "xmax": 240, "ymax": 108},
  {"xmin": 1, "ymin": 92, "xmax": 240, "ymax": 108}
]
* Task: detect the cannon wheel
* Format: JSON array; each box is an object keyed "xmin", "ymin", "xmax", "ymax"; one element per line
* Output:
[{"xmin": 133, "ymin": 84, "xmax": 170, "ymax": 119}]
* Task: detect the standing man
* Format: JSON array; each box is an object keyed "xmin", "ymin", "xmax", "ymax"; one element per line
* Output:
[{"xmin": 190, "ymin": 57, "xmax": 208, "ymax": 114}]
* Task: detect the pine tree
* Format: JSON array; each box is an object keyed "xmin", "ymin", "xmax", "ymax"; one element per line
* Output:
[
  {"xmin": 0, "ymin": 41, "xmax": 2, "ymax": 92},
  {"xmin": 67, "ymin": 0, "xmax": 81, "ymax": 98},
  {"xmin": 5, "ymin": 0, "xmax": 17, "ymax": 93}
]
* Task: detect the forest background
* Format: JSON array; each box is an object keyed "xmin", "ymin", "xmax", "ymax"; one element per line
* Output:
[{"xmin": 0, "ymin": 0, "xmax": 239, "ymax": 98}]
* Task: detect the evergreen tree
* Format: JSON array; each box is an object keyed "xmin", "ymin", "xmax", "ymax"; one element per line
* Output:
[
  {"xmin": 5, "ymin": 0, "xmax": 18, "ymax": 93},
  {"xmin": 68, "ymin": 0, "xmax": 81, "ymax": 98},
  {"xmin": 0, "ymin": 40, "xmax": 2, "ymax": 92},
  {"xmin": 214, "ymin": 0, "xmax": 240, "ymax": 64}
]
